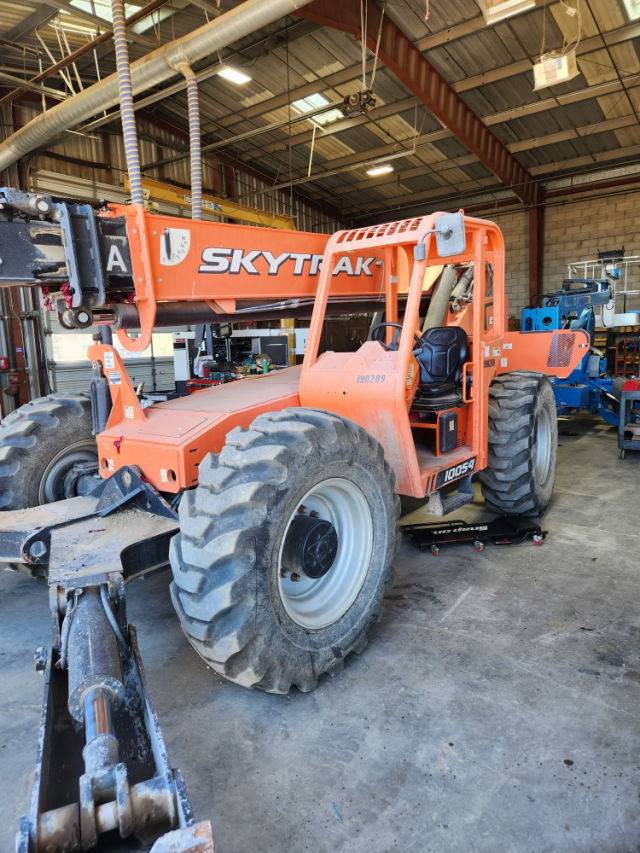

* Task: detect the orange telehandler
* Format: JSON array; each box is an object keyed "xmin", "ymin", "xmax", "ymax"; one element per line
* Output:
[{"xmin": 0, "ymin": 188, "xmax": 588, "ymax": 851}]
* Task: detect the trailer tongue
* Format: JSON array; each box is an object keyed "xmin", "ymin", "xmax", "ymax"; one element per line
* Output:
[{"xmin": 2, "ymin": 468, "xmax": 213, "ymax": 852}]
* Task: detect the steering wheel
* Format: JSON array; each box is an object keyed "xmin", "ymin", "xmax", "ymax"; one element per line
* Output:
[{"xmin": 369, "ymin": 322, "xmax": 422, "ymax": 352}]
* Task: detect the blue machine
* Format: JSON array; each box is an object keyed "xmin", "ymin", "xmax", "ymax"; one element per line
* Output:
[{"xmin": 521, "ymin": 279, "xmax": 620, "ymax": 427}]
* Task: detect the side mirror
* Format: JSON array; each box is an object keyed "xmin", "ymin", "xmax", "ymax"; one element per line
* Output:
[{"xmin": 435, "ymin": 212, "xmax": 466, "ymax": 257}]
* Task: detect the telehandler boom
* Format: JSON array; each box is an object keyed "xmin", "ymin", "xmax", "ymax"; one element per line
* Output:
[{"xmin": 0, "ymin": 188, "xmax": 588, "ymax": 851}]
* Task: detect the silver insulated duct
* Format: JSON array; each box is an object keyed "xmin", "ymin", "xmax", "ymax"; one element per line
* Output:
[{"xmin": 0, "ymin": 0, "xmax": 316, "ymax": 175}]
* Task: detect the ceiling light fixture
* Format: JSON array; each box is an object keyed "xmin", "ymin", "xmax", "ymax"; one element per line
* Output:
[
  {"xmin": 533, "ymin": 49, "xmax": 579, "ymax": 89},
  {"xmin": 217, "ymin": 66, "xmax": 252, "ymax": 85},
  {"xmin": 366, "ymin": 164, "xmax": 394, "ymax": 177},
  {"xmin": 478, "ymin": 0, "xmax": 536, "ymax": 24}
]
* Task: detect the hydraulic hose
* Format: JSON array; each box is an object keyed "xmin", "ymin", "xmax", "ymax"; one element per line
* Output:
[
  {"xmin": 177, "ymin": 62, "xmax": 202, "ymax": 220},
  {"xmin": 111, "ymin": 0, "xmax": 143, "ymax": 205},
  {"xmin": 423, "ymin": 264, "xmax": 458, "ymax": 331}
]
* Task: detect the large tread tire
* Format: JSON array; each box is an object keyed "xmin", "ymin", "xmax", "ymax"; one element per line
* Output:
[
  {"xmin": 480, "ymin": 371, "xmax": 558, "ymax": 517},
  {"xmin": 170, "ymin": 407, "xmax": 399, "ymax": 694},
  {"xmin": 0, "ymin": 393, "xmax": 96, "ymax": 510}
]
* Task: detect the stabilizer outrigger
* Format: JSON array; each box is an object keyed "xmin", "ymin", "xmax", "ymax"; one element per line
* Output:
[{"xmin": 2, "ymin": 467, "xmax": 213, "ymax": 852}]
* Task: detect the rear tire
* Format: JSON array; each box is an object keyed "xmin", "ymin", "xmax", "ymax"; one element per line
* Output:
[
  {"xmin": 480, "ymin": 371, "xmax": 557, "ymax": 517},
  {"xmin": 0, "ymin": 393, "xmax": 96, "ymax": 510},
  {"xmin": 170, "ymin": 407, "xmax": 399, "ymax": 694}
]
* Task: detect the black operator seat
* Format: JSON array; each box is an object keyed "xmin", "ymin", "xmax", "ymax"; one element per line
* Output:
[{"xmin": 412, "ymin": 326, "xmax": 469, "ymax": 403}]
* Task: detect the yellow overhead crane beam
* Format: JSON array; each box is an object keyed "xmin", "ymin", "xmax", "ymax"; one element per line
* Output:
[{"xmin": 123, "ymin": 175, "xmax": 295, "ymax": 230}]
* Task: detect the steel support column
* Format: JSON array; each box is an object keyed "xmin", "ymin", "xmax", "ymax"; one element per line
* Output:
[
  {"xmin": 298, "ymin": 0, "xmax": 538, "ymax": 207},
  {"xmin": 528, "ymin": 196, "xmax": 545, "ymax": 305}
]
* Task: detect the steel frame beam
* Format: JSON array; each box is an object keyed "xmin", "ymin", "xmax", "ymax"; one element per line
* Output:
[
  {"xmin": 528, "ymin": 199, "xmax": 545, "ymax": 305},
  {"xmin": 297, "ymin": 0, "xmax": 538, "ymax": 206}
]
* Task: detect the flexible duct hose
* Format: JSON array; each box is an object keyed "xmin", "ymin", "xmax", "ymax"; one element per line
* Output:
[
  {"xmin": 111, "ymin": 0, "xmax": 143, "ymax": 205},
  {"xmin": 0, "ymin": 1, "xmax": 317, "ymax": 174},
  {"xmin": 177, "ymin": 62, "xmax": 202, "ymax": 220}
]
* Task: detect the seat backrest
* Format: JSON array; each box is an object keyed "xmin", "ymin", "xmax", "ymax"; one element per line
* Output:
[{"xmin": 414, "ymin": 325, "xmax": 469, "ymax": 388}]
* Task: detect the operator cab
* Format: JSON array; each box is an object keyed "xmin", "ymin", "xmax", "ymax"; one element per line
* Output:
[
  {"xmin": 370, "ymin": 318, "xmax": 469, "ymax": 410},
  {"xmin": 299, "ymin": 213, "xmax": 503, "ymax": 499},
  {"xmin": 363, "ymin": 263, "xmax": 476, "ymax": 463}
]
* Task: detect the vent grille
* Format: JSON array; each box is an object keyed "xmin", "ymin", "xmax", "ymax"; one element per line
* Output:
[
  {"xmin": 547, "ymin": 332, "xmax": 575, "ymax": 368},
  {"xmin": 337, "ymin": 217, "xmax": 422, "ymax": 245}
]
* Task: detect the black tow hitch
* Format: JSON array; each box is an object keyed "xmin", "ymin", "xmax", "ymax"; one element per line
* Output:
[{"xmin": 1, "ymin": 467, "xmax": 213, "ymax": 852}]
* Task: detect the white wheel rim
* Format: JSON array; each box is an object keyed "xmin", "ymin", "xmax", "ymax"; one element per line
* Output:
[
  {"xmin": 534, "ymin": 405, "xmax": 553, "ymax": 484},
  {"xmin": 277, "ymin": 478, "xmax": 373, "ymax": 630}
]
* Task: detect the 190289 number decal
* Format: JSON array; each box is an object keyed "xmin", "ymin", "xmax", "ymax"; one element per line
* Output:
[
  {"xmin": 435, "ymin": 457, "xmax": 476, "ymax": 488},
  {"xmin": 356, "ymin": 374, "xmax": 385, "ymax": 384}
]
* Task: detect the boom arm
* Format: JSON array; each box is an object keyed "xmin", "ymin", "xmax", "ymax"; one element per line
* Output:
[{"xmin": 0, "ymin": 189, "xmax": 385, "ymax": 350}]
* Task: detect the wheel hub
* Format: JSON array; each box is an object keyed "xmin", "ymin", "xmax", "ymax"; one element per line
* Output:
[
  {"xmin": 282, "ymin": 514, "xmax": 338, "ymax": 579},
  {"xmin": 277, "ymin": 478, "xmax": 374, "ymax": 630},
  {"xmin": 39, "ymin": 446, "xmax": 99, "ymax": 504}
]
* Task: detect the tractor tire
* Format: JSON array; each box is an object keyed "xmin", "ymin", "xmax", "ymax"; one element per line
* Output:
[
  {"xmin": 480, "ymin": 371, "xmax": 557, "ymax": 517},
  {"xmin": 170, "ymin": 407, "xmax": 399, "ymax": 694},
  {"xmin": 0, "ymin": 393, "xmax": 96, "ymax": 510}
]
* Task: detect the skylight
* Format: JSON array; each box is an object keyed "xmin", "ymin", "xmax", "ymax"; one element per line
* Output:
[
  {"xmin": 67, "ymin": 0, "xmax": 173, "ymax": 35},
  {"xmin": 622, "ymin": 0, "xmax": 640, "ymax": 20},
  {"xmin": 291, "ymin": 93, "xmax": 343, "ymax": 126}
]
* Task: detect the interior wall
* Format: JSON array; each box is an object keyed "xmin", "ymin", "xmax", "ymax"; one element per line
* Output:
[
  {"xmin": 482, "ymin": 185, "xmax": 640, "ymax": 319},
  {"xmin": 489, "ymin": 209, "xmax": 529, "ymax": 318},
  {"xmin": 543, "ymin": 189, "xmax": 640, "ymax": 290},
  {"xmin": 14, "ymin": 104, "xmax": 342, "ymax": 234}
]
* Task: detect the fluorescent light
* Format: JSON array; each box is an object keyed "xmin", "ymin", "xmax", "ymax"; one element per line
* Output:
[
  {"xmin": 366, "ymin": 164, "xmax": 394, "ymax": 177},
  {"xmin": 533, "ymin": 50, "xmax": 579, "ymax": 90},
  {"xmin": 478, "ymin": 0, "xmax": 536, "ymax": 24},
  {"xmin": 622, "ymin": 0, "xmax": 640, "ymax": 20},
  {"xmin": 217, "ymin": 66, "xmax": 252, "ymax": 85}
]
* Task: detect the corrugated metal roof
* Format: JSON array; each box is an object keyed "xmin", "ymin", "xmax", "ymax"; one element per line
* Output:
[{"xmin": 2, "ymin": 0, "xmax": 640, "ymax": 218}]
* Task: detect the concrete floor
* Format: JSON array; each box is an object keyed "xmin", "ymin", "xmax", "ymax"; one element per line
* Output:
[{"xmin": 1, "ymin": 416, "xmax": 639, "ymax": 852}]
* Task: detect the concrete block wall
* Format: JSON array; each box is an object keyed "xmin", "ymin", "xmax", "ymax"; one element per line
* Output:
[
  {"xmin": 543, "ymin": 191, "xmax": 640, "ymax": 311},
  {"xmin": 484, "ymin": 187, "xmax": 640, "ymax": 319},
  {"xmin": 490, "ymin": 209, "xmax": 529, "ymax": 318}
]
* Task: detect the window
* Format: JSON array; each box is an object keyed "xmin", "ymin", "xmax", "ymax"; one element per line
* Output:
[
  {"xmin": 66, "ymin": 0, "xmax": 173, "ymax": 35},
  {"xmin": 291, "ymin": 93, "xmax": 343, "ymax": 127},
  {"xmin": 51, "ymin": 332, "xmax": 175, "ymax": 363}
]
